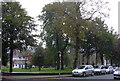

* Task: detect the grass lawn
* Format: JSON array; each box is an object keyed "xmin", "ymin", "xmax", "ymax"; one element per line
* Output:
[{"xmin": 2, "ymin": 67, "xmax": 73, "ymax": 73}]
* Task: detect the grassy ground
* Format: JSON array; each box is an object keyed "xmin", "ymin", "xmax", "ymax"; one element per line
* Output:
[{"xmin": 2, "ymin": 67, "xmax": 73, "ymax": 73}]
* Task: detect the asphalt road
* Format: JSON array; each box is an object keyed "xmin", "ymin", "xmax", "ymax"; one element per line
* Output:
[
  {"xmin": 2, "ymin": 74, "xmax": 118, "ymax": 81},
  {"xmin": 64, "ymin": 74, "xmax": 114, "ymax": 79}
]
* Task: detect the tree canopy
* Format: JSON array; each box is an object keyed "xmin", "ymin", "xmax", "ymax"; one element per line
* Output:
[
  {"xmin": 39, "ymin": 1, "xmax": 111, "ymax": 68},
  {"xmin": 2, "ymin": 2, "xmax": 37, "ymax": 72}
]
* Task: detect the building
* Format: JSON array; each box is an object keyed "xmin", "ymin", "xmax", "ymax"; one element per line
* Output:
[
  {"xmin": 12, "ymin": 49, "xmax": 33, "ymax": 68},
  {"xmin": 68, "ymin": 47, "xmax": 108, "ymax": 68}
]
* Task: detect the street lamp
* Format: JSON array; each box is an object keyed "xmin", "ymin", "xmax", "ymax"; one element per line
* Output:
[{"xmin": 58, "ymin": 51, "xmax": 61, "ymax": 77}]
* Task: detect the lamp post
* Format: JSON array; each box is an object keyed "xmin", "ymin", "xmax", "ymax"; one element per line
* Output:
[{"xmin": 58, "ymin": 51, "xmax": 61, "ymax": 77}]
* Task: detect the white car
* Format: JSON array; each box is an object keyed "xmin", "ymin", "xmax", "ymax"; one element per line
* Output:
[
  {"xmin": 113, "ymin": 68, "xmax": 120, "ymax": 79},
  {"xmin": 99, "ymin": 65, "xmax": 106, "ymax": 74},
  {"xmin": 94, "ymin": 65, "xmax": 106, "ymax": 75},
  {"xmin": 72, "ymin": 65, "xmax": 94, "ymax": 77},
  {"xmin": 113, "ymin": 67, "xmax": 119, "ymax": 72},
  {"xmin": 104, "ymin": 66, "xmax": 114, "ymax": 74}
]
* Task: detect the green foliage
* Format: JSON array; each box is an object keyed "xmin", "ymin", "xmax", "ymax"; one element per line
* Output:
[
  {"xmin": 39, "ymin": 2, "xmax": 70, "ymax": 70},
  {"xmin": 39, "ymin": 1, "xmax": 110, "ymax": 68},
  {"xmin": 2, "ymin": 2, "xmax": 37, "ymax": 50},
  {"xmin": 2, "ymin": 44, "xmax": 8, "ymax": 66},
  {"xmin": 2, "ymin": 2, "xmax": 37, "ymax": 72},
  {"xmin": 31, "ymin": 45, "xmax": 45, "ymax": 70}
]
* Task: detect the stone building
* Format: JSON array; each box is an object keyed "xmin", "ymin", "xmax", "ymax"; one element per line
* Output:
[{"xmin": 68, "ymin": 47, "xmax": 107, "ymax": 68}]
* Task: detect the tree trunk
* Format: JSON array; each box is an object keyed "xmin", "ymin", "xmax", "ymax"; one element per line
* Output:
[
  {"xmin": 100, "ymin": 53, "xmax": 104, "ymax": 65},
  {"xmin": 73, "ymin": 37, "xmax": 79, "ymax": 69},
  {"xmin": 39, "ymin": 66, "xmax": 41, "ymax": 71},
  {"xmin": 86, "ymin": 55, "xmax": 90, "ymax": 65},
  {"xmin": 82, "ymin": 54, "xmax": 85, "ymax": 65},
  {"xmin": 95, "ymin": 53, "xmax": 98, "ymax": 65},
  {"xmin": 10, "ymin": 48, "xmax": 13, "ymax": 72},
  {"xmin": 56, "ymin": 33, "xmax": 60, "ymax": 70},
  {"xmin": 73, "ymin": 3, "xmax": 82, "ymax": 69},
  {"xmin": 57, "ymin": 52, "xmax": 60, "ymax": 70},
  {"xmin": 111, "ymin": 59, "xmax": 113, "ymax": 66},
  {"xmin": 61, "ymin": 51, "xmax": 64, "ymax": 70},
  {"xmin": 61, "ymin": 36, "xmax": 68, "ymax": 70},
  {"xmin": 10, "ymin": 37, "xmax": 13, "ymax": 72}
]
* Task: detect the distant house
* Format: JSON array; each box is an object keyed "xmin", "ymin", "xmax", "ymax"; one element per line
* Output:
[
  {"xmin": 13, "ymin": 55, "xmax": 27, "ymax": 68},
  {"xmin": 12, "ymin": 49, "xmax": 34, "ymax": 68}
]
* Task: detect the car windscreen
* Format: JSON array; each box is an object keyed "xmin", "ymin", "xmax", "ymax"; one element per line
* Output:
[
  {"xmin": 93, "ymin": 66, "xmax": 99, "ymax": 69},
  {"xmin": 101, "ymin": 67, "xmax": 105, "ymax": 69},
  {"xmin": 78, "ymin": 66, "xmax": 85, "ymax": 69},
  {"xmin": 104, "ymin": 66, "xmax": 109, "ymax": 69},
  {"xmin": 116, "ymin": 69, "xmax": 120, "ymax": 71}
]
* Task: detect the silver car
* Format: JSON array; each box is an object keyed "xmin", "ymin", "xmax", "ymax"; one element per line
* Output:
[
  {"xmin": 94, "ymin": 65, "xmax": 106, "ymax": 75},
  {"xmin": 72, "ymin": 65, "xmax": 94, "ymax": 77},
  {"xmin": 104, "ymin": 66, "xmax": 114, "ymax": 74},
  {"xmin": 113, "ymin": 67, "xmax": 120, "ymax": 79},
  {"xmin": 113, "ymin": 67, "xmax": 119, "ymax": 72}
]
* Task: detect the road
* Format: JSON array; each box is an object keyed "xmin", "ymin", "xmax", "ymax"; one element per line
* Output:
[
  {"xmin": 64, "ymin": 74, "xmax": 114, "ymax": 79},
  {"xmin": 2, "ymin": 74, "xmax": 118, "ymax": 81}
]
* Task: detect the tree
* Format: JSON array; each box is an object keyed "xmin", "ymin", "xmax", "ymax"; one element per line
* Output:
[
  {"xmin": 91, "ymin": 18, "xmax": 108, "ymax": 65},
  {"xmin": 81, "ymin": 29, "xmax": 96, "ymax": 65},
  {"xmin": 32, "ymin": 45, "xmax": 45, "ymax": 71},
  {"xmin": 111, "ymin": 36, "xmax": 120, "ymax": 66},
  {"xmin": 89, "ymin": 18, "xmax": 117, "ymax": 65},
  {"xmin": 39, "ymin": 0, "xmax": 110, "ymax": 68},
  {"xmin": 2, "ymin": 2, "xmax": 37, "ymax": 72},
  {"xmin": 39, "ymin": 3, "xmax": 69, "ymax": 70},
  {"xmin": 2, "ymin": 49, "xmax": 8, "ymax": 66},
  {"xmin": 61, "ymin": 1, "xmax": 109, "ymax": 68},
  {"xmin": 40, "ymin": 1, "xmax": 109, "ymax": 68}
]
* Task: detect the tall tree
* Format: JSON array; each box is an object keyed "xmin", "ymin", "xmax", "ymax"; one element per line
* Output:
[
  {"xmin": 39, "ymin": 1, "xmax": 109, "ymax": 68},
  {"xmin": 90, "ymin": 18, "xmax": 116, "ymax": 65},
  {"xmin": 2, "ymin": 2, "xmax": 37, "ymax": 72},
  {"xmin": 114, "ymin": 38, "xmax": 120, "ymax": 65},
  {"xmin": 61, "ymin": 1, "xmax": 109, "ymax": 68},
  {"xmin": 39, "ymin": 3, "xmax": 69, "ymax": 70}
]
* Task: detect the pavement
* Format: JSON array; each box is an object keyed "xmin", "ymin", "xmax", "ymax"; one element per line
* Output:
[
  {"xmin": 2, "ymin": 74, "xmax": 72, "ymax": 80},
  {"xmin": 1, "ymin": 72, "xmax": 116, "ymax": 80},
  {"xmin": 2, "ymin": 74, "xmax": 117, "ymax": 81}
]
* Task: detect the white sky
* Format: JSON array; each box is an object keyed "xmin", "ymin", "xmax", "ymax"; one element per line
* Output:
[{"xmin": 16, "ymin": 0, "xmax": 119, "ymax": 33}]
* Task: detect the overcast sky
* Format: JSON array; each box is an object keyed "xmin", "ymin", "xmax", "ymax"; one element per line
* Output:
[{"xmin": 16, "ymin": 0, "xmax": 119, "ymax": 33}]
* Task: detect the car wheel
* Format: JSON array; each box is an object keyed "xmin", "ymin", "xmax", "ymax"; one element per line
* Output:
[
  {"xmin": 114, "ymin": 77, "xmax": 117, "ymax": 79},
  {"xmin": 104, "ymin": 72, "xmax": 106, "ymax": 75},
  {"xmin": 91, "ymin": 72, "xmax": 94, "ymax": 76},
  {"xmin": 72, "ymin": 74, "xmax": 75, "ymax": 77},
  {"xmin": 82, "ymin": 72, "xmax": 86, "ymax": 77}
]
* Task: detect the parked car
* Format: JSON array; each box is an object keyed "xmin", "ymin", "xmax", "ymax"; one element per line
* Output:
[
  {"xmin": 93, "ymin": 65, "xmax": 101, "ymax": 75},
  {"xmin": 113, "ymin": 67, "xmax": 120, "ymax": 79},
  {"xmin": 93, "ymin": 65, "xmax": 106, "ymax": 75},
  {"xmin": 72, "ymin": 65, "xmax": 94, "ymax": 77},
  {"xmin": 113, "ymin": 67, "xmax": 119, "ymax": 72},
  {"xmin": 104, "ymin": 66, "xmax": 114, "ymax": 74},
  {"xmin": 100, "ymin": 65, "xmax": 107, "ymax": 74}
]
